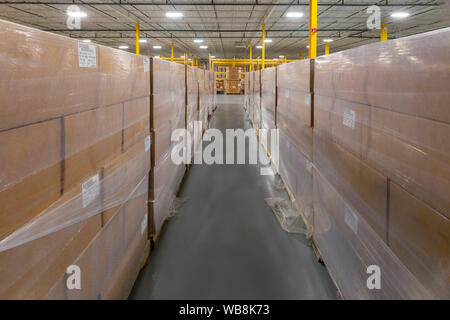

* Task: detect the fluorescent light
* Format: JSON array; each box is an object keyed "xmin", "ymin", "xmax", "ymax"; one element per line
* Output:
[
  {"xmin": 264, "ymin": 39, "xmax": 272, "ymax": 43},
  {"xmin": 180, "ymin": 55, "xmax": 185, "ymax": 58},
  {"xmin": 194, "ymin": 39, "xmax": 203, "ymax": 43},
  {"xmin": 166, "ymin": 12, "xmax": 183, "ymax": 18},
  {"xmin": 139, "ymin": 39, "xmax": 147, "ymax": 43},
  {"xmin": 279, "ymin": 55, "xmax": 285, "ymax": 58},
  {"xmin": 286, "ymin": 12, "xmax": 303, "ymax": 18},
  {"xmin": 391, "ymin": 12, "xmax": 410, "ymax": 18},
  {"xmin": 200, "ymin": 45, "xmax": 208, "ymax": 49},
  {"xmin": 256, "ymin": 45, "xmax": 263, "ymax": 49},
  {"xmin": 210, "ymin": 56, "xmax": 215, "ymax": 58},
  {"xmin": 153, "ymin": 45, "xmax": 162, "ymax": 49},
  {"xmin": 118, "ymin": 45, "xmax": 129, "ymax": 49},
  {"xmin": 67, "ymin": 11, "xmax": 87, "ymax": 18},
  {"xmin": 82, "ymin": 39, "xmax": 91, "ymax": 43},
  {"xmin": 154, "ymin": 55, "xmax": 160, "ymax": 59},
  {"xmin": 323, "ymin": 39, "xmax": 333, "ymax": 43}
]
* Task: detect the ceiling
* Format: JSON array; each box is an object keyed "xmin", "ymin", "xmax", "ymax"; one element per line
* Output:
[{"xmin": 0, "ymin": 0, "xmax": 449, "ymax": 60}]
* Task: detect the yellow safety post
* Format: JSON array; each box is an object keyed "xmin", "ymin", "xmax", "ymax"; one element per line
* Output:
[
  {"xmin": 171, "ymin": 43, "xmax": 174, "ymax": 61},
  {"xmin": 299, "ymin": 51, "xmax": 303, "ymax": 59},
  {"xmin": 381, "ymin": 23, "xmax": 388, "ymax": 42},
  {"xmin": 325, "ymin": 43, "xmax": 330, "ymax": 55},
  {"xmin": 284, "ymin": 56, "xmax": 287, "ymax": 64},
  {"xmin": 249, "ymin": 43, "xmax": 253, "ymax": 71},
  {"xmin": 309, "ymin": 0, "xmax": 317, "ymax": 59},
  {"xmin": 136, "ymin": 23, "xmax": 140, "ymax": 55},
  {"xmin": 262, "ymin": 24, "xmax": 266, "ymax": 69}
]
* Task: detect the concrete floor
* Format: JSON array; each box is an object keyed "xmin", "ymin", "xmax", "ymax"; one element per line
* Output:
[{"xmin": 129, "ymin": 94, "xmax": 337, "ymax": 299}]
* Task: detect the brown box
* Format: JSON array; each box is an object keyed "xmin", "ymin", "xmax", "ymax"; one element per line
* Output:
[
  {"xmin": 313, "ymin": 133, "xmax": 388, "ymax": 240},
  {"xmin": 63, "ymin": 103, "xmax": 123, "ymax": 192},
  {"xmin": 124, "ymin": 97, "xmax": 150, "ymax": 152},
  {"xmin": 261, "ymin": 67, "xmax": 277, "ymax": 131},
  {"xmin": 389, "ymin": 182, "xmax": 450, "ymax": 299},
  {"xmin": 0, "ymin": 19, "xmax": 150, "ymax": 131},
  {"xmin": 314, "ymin": 28, "xmax": 450, "ymax": 122},
  {"xmin": 0, "ymin": 119, "xmax": 62, "ymax": 240},
  {"xmin": 277, "ymin": 59, "xmax": 313, "ymax": 93}
]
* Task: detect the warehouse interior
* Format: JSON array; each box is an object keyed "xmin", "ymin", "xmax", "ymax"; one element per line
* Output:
[{"xmin": 0, "ymin": 0, "xmax": 449, "ymax": 301}]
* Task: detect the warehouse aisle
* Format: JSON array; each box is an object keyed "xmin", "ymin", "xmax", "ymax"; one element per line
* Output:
[{"xmin": 129, "ymin": 94, "xmax": 337, "ymax": 299}]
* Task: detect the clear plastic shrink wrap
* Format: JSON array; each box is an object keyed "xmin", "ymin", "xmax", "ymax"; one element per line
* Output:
[
  {"xmin": 313, "ymin": 28, "xmax": 450, "ymax": 299},
  {"xmin": 276, "ymin": 60, "xmax": 314, "ymax": 226},
  {"xmin": 186, "ymin": 65, "xmax": 200, "ymax": 162},
  {"xmin": 260, "ymin": 67, "xmax": 277, "ymax": 131},
  {"xmin": 150, "ymin": 59, "xmax": 186, "ymax": 237},
  {"xmin": 198, "ymin": 69, "xmax": 209, "ymax": 131},
  {"xmin": 0, "ymin": 19, "xmax": 151, "ymax": 299},
  {"xmin": 249, "ymin": 72, "xmax": 255, "ymax": 123},
  {"xmin": 252, "ymin": 70, "xmax": 262, "ymax": 130}
]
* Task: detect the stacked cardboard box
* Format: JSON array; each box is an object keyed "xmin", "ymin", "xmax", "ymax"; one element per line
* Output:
[
  {"xmin": 260, "ymin": 67, "xmax": 277, "ymax": 131},
  {"xmin": 276, "ymin": 60, "xmax": 314, "ymax": 225},
  {"xmin": 252, "ymin": 70, "xmax": 261, "ymax": 130},
  {"xmin": 149, "ymin": 58, "xmax": 186, "ymax": 238},
  {"xmin": 313, "ymin": 28, "xmax": 450, "ymax": 299},
  {"xmin": 225, "ymin": 80, "xmax": 241, "ymax": 94},
  {"xmin": 0, "ymin": 19, "xmax": 151, "ymax": 299},
  {"xmin": 216, "ymin": 79, "xmax": 225, "ymax": 93},
  {"xmin": 226, "ymin": 67, "xmax": 241, "ymax": 80}
]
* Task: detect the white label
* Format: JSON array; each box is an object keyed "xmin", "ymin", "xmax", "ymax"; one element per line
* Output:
[
  {"xmin": 170, "ymin": 92, "xmax": 175, "ymax": 102},
  {"xmin": 344, "ymin": 205, "xmax": 358, "ymax": 234},
  {"xmin": 145, "ymin": 135, "xmax": 151, "ymax": 152},
  {"xmin": 306, "ymin": 160, "xmax": 313, "ymax": 172},
  {"xmin": 305, "ymin": 93, "xmax": 311, "ymax": 106},
  {"xmin": 78, "ymin": 42, "xmax": 97, "ymax": 68},
  {"xmin": 343, "ymin": 109, "xmax": 356, "ymax": 128},
  {"xmin": 143, "ymin": 57, "xmax": 150, "ymax": 72},
  {"xmin": 82, "ymin": 174, "xmax": 100, "ymax": 208},
  {"xmin": 140, "ymin": 216, "xmax": 147, "ymax": 235}
]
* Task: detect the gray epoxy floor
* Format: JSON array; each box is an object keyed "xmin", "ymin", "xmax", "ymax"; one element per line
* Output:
[{"xmin": 129, "ymin": 94, "xmax": 337, "ymax": 299}]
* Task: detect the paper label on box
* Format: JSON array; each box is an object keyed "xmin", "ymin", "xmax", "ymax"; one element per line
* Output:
[
  {"xmin": 143, "ymin": 57, "xmax": 150, "ymax": 72},
  {"xmin": 344, "ymin": 205, "xmax": 358, "ymax": 234},
  {"xmin": 305, "ymin": 93, "xmax": 311, "ymax": 106},
  {"xmin": 343, "ymin": 109, "xmax": 356, "ymax": 128},
  {"xmin": 145, "ymin": 135, "xmax": 151, "ymax": 152},
  {"xmin": 306, "ymin": 160, "xmax": 313, "ymax": 172},
  {"xmin": 170, "ymin": 92, "xmax": 175, "ymax": 102},
  {"xmin": 78, "ymin": 43, "xmax": 97, "ymax": 68},
  {"xmin": 140, "ymin": 216, "xmax": 148, "ymax": 235},
  {"xmin": 82, "ymin": 174, "xmax": 100, "ymax": 208}
]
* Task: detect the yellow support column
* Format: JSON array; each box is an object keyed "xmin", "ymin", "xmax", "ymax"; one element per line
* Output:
[
  {"xmin": 325, "ymin": 43, "xmax": 330, "ymax": 55},
  {"xmin": 309, "ymin": 0, "xmax": 317, "ymax": 59},
  {"xmin": 249, "ymin": 43, "xmax": 253, "ymax": 71},
  {"xmin": 136, "ymin": 22, "xmax": 140, "ymax": 55},
  {"xmin": 381, "ymin": 23, "xmax": 388, "ymax": 42},
  {"xmin": 262, "ymin": 24, "xmax": 266, "ymax": 69},
  {"xmin": 299, "ymin": 51, "xmax": 303, "ymax": 59},
  {"xmin": 171, "ymin": 43, "xmax": 174, "ymax": 61}
]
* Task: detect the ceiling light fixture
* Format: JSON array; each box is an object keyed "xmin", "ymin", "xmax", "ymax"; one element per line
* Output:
[
  {"xmin": 286, "ymin": 12, "xmax": 303, "ymax": 18},
  {"xmin": 82, "ymin": 39, "xmax": 91, "ymax": 43},
  {"xmin": 153, "ymin": 45, "xmax": 162, "ymax": 49},
  {"xmin": 210, "ymin": 56, "xmax": 216, "ymax": 58},
  {"xmin": 391, "ymin": 12, "xmax": 410, "ymax": 18},
  {"xmin": 256, "ymin": 45, "xmax": 263, "ymax": 49},
  {"xmin": 264, "ymin": 39, "xmax": 272, "ymax": 43},
  {"xmin": 118, "ymin": 45, "xmax": 129, "ymax": 49},
  {"xmin": 166, "ymin": 12, "xmax": 183, "ymax": 18},
  {"xmin": 194, "ymin": 39, "xmax": 204, "ymax": 43},
  {"xmin": 154, "ymin": 55, "xmax": 160, "ymax": 59},
  {"xmin": 67, "ymin": 11, "xmax": 87, "ymax": 18},
  {"xmin": 139, "ymin": 39, "xmax": 147, "ymax": 43},
  {"xmin": 323, "ymin": 39, "xmax": 333, "ymax": 43},
  {"xmin": 200, "ymin": 45, "xmax": 208, "ymax": 49}
]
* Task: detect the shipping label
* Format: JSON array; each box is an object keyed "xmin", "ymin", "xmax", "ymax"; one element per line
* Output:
[
  {"xmin": 343, "ymin": 108, "xmax": 356, "ymax": 128},
  {"xmin": 78, "ymin": 42, "xmax": 97, "ymax": 68}
]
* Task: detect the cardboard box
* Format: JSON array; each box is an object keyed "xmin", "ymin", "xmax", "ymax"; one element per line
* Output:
[
  {"xmin": 261, "ymin": 67, "xmax": 277, "ymax": 131},
  {"xmin": 0, "ymin": 19, "xmax": 150, "ymax": 131},
  {"xmin": 63, "ymin": 103, "xmax": 123, "ymax": 192},
  {"xmin": 277, "ymin": 59, "xmax": 313, "ymax": 93},
  {"xmin": 389, "ymin": 182, "xmax": 450, "ymax": 298},
  {"xmin": 314, "ymin": 28, "xmax": 450, "ymax": 122},
  {"xmin": 0, "ymin": 119, "xmax": 62, "ymax": 240},
  {"xmin": 124, "ymin": 97, "xmax": 150, "ymax": 152}
]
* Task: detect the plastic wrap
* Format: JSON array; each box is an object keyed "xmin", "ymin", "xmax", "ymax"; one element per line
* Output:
[
  {"xmin": 149, "ymin": 59, "xmax": 186, "ymax": 237},
  {"xmin": 0, "ymin": 19, "xmax": 152, "ymax": 299},
  {"xmin": 198, "ymin": 69, "xmax": 209, "ymax": 131},
  {"xmin": 244, "ymin": 75, "xmax": 250, "ymax": 113},
  {"xmin": 248, "ymin": 72, "xmax": 254, "ymax": 121},
  {"xmin": 186, "ymin": 65, "xmax": 199, "ymax": 162},
  {"xmin": 252, "ymin": 70, "xmax": 261, "ymax": 130},
  {"xmin": 260, "ymin": 67, "xmax": 277, "ymax": 131},
  {"xmin": 313, "ymin": 29, "xmax": 450, "ymax": 299}
]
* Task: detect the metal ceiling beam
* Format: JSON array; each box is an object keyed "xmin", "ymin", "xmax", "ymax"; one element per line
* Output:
[
  {"xmin": 68, "ymin": 35, "xmax": 349, "ymax": 39},
  {"xmin": 44, "ymin": 28, "xmax": 369, "ymax": 32},
  {"xmin": 0, "ymin": 1, "xmax": 440, "ymax": 6}
]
